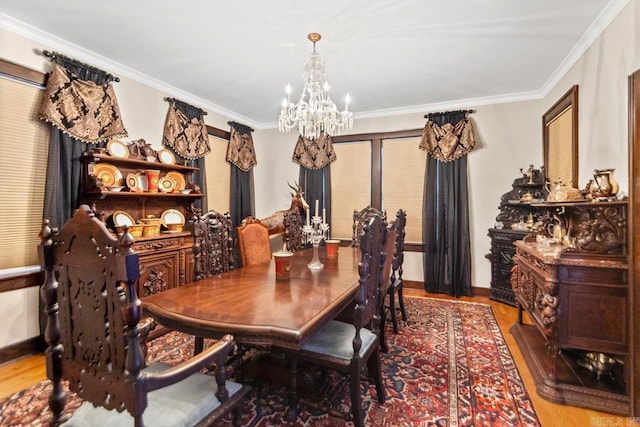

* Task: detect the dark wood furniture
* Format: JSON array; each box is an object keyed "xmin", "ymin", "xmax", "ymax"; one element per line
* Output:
[
  {"xmin": 142, "ymin": 246, "xmax": 361, "ymax": 350},
  {"xmin": 385, "ymin": 209, "xmax": 407, "ymax": 334},
  {"xmin": 39, "ymin": 205, "xmax": 249, "ymax": 426},
  {"xmin": 510, "ymin": 200, "xmax": 629, "ymax": 415},
  {"xmin": 281, "ymin": 215, "xmax": 387, "ymax": 427},
  {"xmin": 351, "ymin": 205, "xmax": 387, "ymax": 247},
  {"xmin": 193, "ymin": 210, "xmax": 234, "ymax": 281},
  {"xmin": 487, "ymin": 167, "xmax": 548, "ymax": 305},
  {"xmin": 81, "ymin": 151, "xmax": 203, "ymax": 297},
  {"xmin": 283, "ymin": 210, "xmax": 304, "ymax": 252}
]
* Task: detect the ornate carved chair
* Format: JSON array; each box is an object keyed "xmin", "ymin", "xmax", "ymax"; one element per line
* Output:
[
  {"xmin": 351, "ymin": 205, "xmax": 387, "ymax": 247},
  {"xmin": 39, "ymin": 205, "xmax": 249, "ymax": 426},
  {"xmin": 385, "ymin": 209, "xmax": 408, "ymax": 334},
  {"xmin": 192, "ymin": 209, "xmax": 235, "ymax": 354},
  {"xmin": 378, "ymin": 219, "xmax": 398, "ymax": 353},
  {"xmin": 193, "ymin": 209, "xmax": 234, "ymax": 281},
  {"xmin": 237, "ymin": 218, "xmax": 272, "ymax": 266},
  {"xmin": 283, "ymin": 210, "xmax": 305, "ymax": 252},
  {"xmin": 285, "ymin": 214, "xmax": 388, "ymax": 427}
]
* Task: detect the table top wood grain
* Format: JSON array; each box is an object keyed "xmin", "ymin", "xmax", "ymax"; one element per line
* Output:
[{"xmin": 142, "ymin": 246, "xmax": 361, "ymax": 350}]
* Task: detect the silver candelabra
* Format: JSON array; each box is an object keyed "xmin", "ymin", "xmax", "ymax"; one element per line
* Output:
[{"xmin": 303, "ymin": 214, "xmax": 329, "ymax": 269}]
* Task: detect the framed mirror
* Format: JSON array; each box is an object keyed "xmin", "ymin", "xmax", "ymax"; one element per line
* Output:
[{"xmin": 543, "ymin": 85, "xmax": 579, "ymax": 187}]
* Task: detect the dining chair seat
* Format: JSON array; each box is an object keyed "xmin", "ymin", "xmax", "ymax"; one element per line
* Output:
[
  {"xmin": 299, "ymin": 320, "xmax": 378, "ymax": 359},
  {"xmin": 63, "ymin": 362, "xmax": 246, "ymax": 427}
]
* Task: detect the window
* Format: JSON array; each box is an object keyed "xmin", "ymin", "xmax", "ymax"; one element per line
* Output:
[
  {"xmin": 205, "ymin": 134, "xmax": 231, "ymax": 213},
  {"xmin": 0, "ymin": 60, "xmax": 49, "ymax": 269},
  {"xmin": 331, "ymin": 129, "xmax": 425, "ymax": 248}
]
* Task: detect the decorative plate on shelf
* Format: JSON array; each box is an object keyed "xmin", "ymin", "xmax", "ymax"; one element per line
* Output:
[
  {"xmin": 161, "ymin": 209, "xmax": 185, "ymax": 225},
  {"xmin": 158, "ymin": 148, "xmax": 176, "ymax": 165},
  {"xmin": 112, "ymin": 210, "xmax": 136, "ymax": 227},
  {"xmin": 126, "ymin": 173, "xmax": 148, "ymax": 192},
  {"xmin": 165, "ymin": 171, "xmax": 186, "ymax": 191},
  {"xmin": 158, "ymin": 176, "xmax": 175, "ymax": 193},
  {"xmin": 93, "ymin": 163, "xmax": 123, "ymax": 187},
  {"xmin": 106, "ymin": 139, "xmax": 129, "ymax": 158}
]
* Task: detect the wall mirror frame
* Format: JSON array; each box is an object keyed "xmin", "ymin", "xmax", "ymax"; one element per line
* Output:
[{"xmin": 543, "ymin": 85, "xmax": 579, "ymax": 188}]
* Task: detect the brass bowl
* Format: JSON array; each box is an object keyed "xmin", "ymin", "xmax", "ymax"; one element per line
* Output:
[
  {"xmin": 116, "ymin": 224, "xmax": 144, "ymax": 237},
  {"xmin": 165, "ymin": 223, "xmax": 183, "ymax": 232}
]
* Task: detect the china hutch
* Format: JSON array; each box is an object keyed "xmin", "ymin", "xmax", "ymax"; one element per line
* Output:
[
  {"xmin": 81, "ymin": 148, "xmax": 202, "ymax": 301},
  {"xmin": 486, "ymin": 166, "xmax": 548, "ymax": 305}
]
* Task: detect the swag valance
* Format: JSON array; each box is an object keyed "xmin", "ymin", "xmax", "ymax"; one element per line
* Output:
[
  {"xmin": 292, "ymin": 133, "xmax": 337, "ymax": 170},
  {"xmin": 419, "ymin": 116, "xmax": 476, "ymax": 162},
  {"xmin": 163, "ymin": 98, "xmax": 210, "ymax": 159},
  {"xmin": 39, "ymin": 62, "xmax": 128, "ymax": 144},
  {"xmin": 226, "ymin": 121, "xmax": 257, "ymax": 171}
]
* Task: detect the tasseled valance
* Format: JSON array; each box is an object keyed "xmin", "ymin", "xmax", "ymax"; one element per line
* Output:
[
  {"xmin": 292, "ymin": 133, "xmax": 337, "ymax": 170},
  {"xmin": 39, "ymin": 62, "xmax": 128, "ymax": 144},
  {"xmin": 419, "ymin": 117, "xmax": 476, "ymax": 162},
  {"xmin": 163, "ymin": 99, "xmax": 210, "ymax": 159},
  {"xmin": 226, "ymin": 121, "xmax": 257, "ymax": 171}
]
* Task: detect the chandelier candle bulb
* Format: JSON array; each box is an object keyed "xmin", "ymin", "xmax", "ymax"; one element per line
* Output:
[{"xmin": 315, "ymin": 199, "xmax": 319, "ymax": 217}]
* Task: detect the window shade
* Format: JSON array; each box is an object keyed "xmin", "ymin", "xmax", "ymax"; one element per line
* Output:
[
  {"xmin": 547, "ymin": 108, "xmax": 573, "ymax": 186},
  {"xmin": 0, "ymin": 76, "xmax": 49, "ymax": 269},
  {"xmin": 331, "ymin": 141, "xmax": 371, "ymax": 240},
  {"xmin": 205, "ymin": 135, "xmax": 231, "ymax": 214},
  {"xmin": 382, "ymin": 136, "xmax": 426, "ymax": 243}
]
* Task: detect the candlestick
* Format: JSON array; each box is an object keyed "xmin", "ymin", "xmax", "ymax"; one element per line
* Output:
[
  {"xmin": 315, "ymin": 199, "xmax": 319, "ymax": 217},
  {"xmin": 302, "ymin": 212, "xmax": 330, "ymax": 270},
  {"xmin": 322, "ymin": 208, "xmax": 326, "ymax": 223},
  {"xmin": 306, "ymin": 208, "xmax": 310, "ymax": 226}
]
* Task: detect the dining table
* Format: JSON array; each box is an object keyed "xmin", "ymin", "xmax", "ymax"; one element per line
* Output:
[{"xmin": 142, "ymin": 245, "xmax": 362, "ymax": 351}]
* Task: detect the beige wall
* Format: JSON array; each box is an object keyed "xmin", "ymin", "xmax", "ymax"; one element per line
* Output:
[{"xmin": 0, "ymin": 0, "xmax": 638, "ymax": 346}]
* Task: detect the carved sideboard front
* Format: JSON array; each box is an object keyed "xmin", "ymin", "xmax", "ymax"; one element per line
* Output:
[{"xmin": 511, "ymin": 238, "xmax": 629, "ymax": 415}]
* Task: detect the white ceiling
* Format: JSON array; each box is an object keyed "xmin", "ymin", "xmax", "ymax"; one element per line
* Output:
[{"xmin": 0, "ymin": 0, "xmax": 629, "ymax": 129}]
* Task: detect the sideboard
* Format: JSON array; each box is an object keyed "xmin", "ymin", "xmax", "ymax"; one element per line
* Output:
[{"xmin": 510, "ymin": 200, "xmax": 629, "ymax": 414}]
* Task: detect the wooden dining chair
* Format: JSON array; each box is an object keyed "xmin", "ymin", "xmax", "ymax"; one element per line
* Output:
[
  {"xmin": 283, "ymin": 210, "xmax": 305, "ymax": 252},
  {"xmin": 385, "ymin": 209, "xmax": 408, "ymax": 334},
  {"xmin": 379, "ymin": 219, "xmax": 398, "ymax": 353},
  {"xmin": 193, "ymin": 209, "xmax": 234, "ymax": 281},
  {"xmin": 351, "ymin": 205, "xmax": 387, "ymax": 247},
  {"xmin": 192, "ymin": 209, "xmax": 235, "ymax": 354},
  {"xmin": 237, "ymin": 218, "xmax": 272, "ymax": 266},
  {"xmin": 286, "ymin": 213, "xmax": 388, "ymax": 427},
  {"xmin": 39, "ymin": 205, "xmax": 249, "ymax": 427}
]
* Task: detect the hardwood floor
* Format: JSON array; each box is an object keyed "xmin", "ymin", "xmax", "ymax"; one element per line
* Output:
[{"xmin": 0, "ymin": 289, "xmax": 619, "ymax": 426}]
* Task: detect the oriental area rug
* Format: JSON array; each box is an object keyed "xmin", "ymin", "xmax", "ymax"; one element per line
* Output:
[{"xmin": 0, "ymin": 297, "xmax": 540, "ymax": 426}]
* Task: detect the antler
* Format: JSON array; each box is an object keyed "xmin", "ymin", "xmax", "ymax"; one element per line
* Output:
[{"xmin": 287, "ymin": 181, "xmax": 302, "ymax": 193}]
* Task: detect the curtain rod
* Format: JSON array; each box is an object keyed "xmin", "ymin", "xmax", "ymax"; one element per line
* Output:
[
  {"xmin": 164, "ymin": 97, "xmax": 208, "ymax": 115},
  {"xmin": 424, "ymin": 109, "xmax": 475, "ymax": 118},
  {"xmin": 42, "ymin": 50, "xmax": 120, "ymax": 82},
  {"xmin": 227, "ymin": 121, "xmax": 254, "ymax": 133}
]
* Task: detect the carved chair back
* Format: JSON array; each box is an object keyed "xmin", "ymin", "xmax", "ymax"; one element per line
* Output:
[
  {"xmin": 39, "ymin": 205, "xmax": 147, "ymax": 420},
  {"xmin": 351, "ymin": 205, "xmax": 387, "ymax": 247},
  {"xmin": 39, "ymin": 205, "xmax": 249, "ymax": 426},
  {"xmin": 283, "ymin": 210, "xmax": 304, "ymax": 252},
  {"xmin": 193, "ymin": 210, "xmax": 234, "ymax": 280},
  {"xmin": 237, "ymin": 219, "xmax": 272, "ymax": 266},
  {"xmin": 386, "ymin": 209, "xmax": 408, "ymax": 335}
]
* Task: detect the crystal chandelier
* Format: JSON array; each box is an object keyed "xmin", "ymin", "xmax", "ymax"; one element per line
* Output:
[{"xmin": 278, "ymin": 33, "xmax": 353, "ymax": 140}]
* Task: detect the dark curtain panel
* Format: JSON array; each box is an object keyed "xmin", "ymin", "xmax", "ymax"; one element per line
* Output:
[
  {"xmin": 423, "ymin": 111, "xmax": 472, "ymax": 296},
  {"xmin": 230, "ymin": 165, "xmax": 254, "ymax": 227},
  {"xmin": 299, "ymin": 166, "xmax": 331, "ymax": 230},
  {"xmin": 42, "ymin": 59, "xmax": 116, "ymax": 229},
  {"xmin": 175, "ymin": 154, "xmax": 207, "ymax": 215}
]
